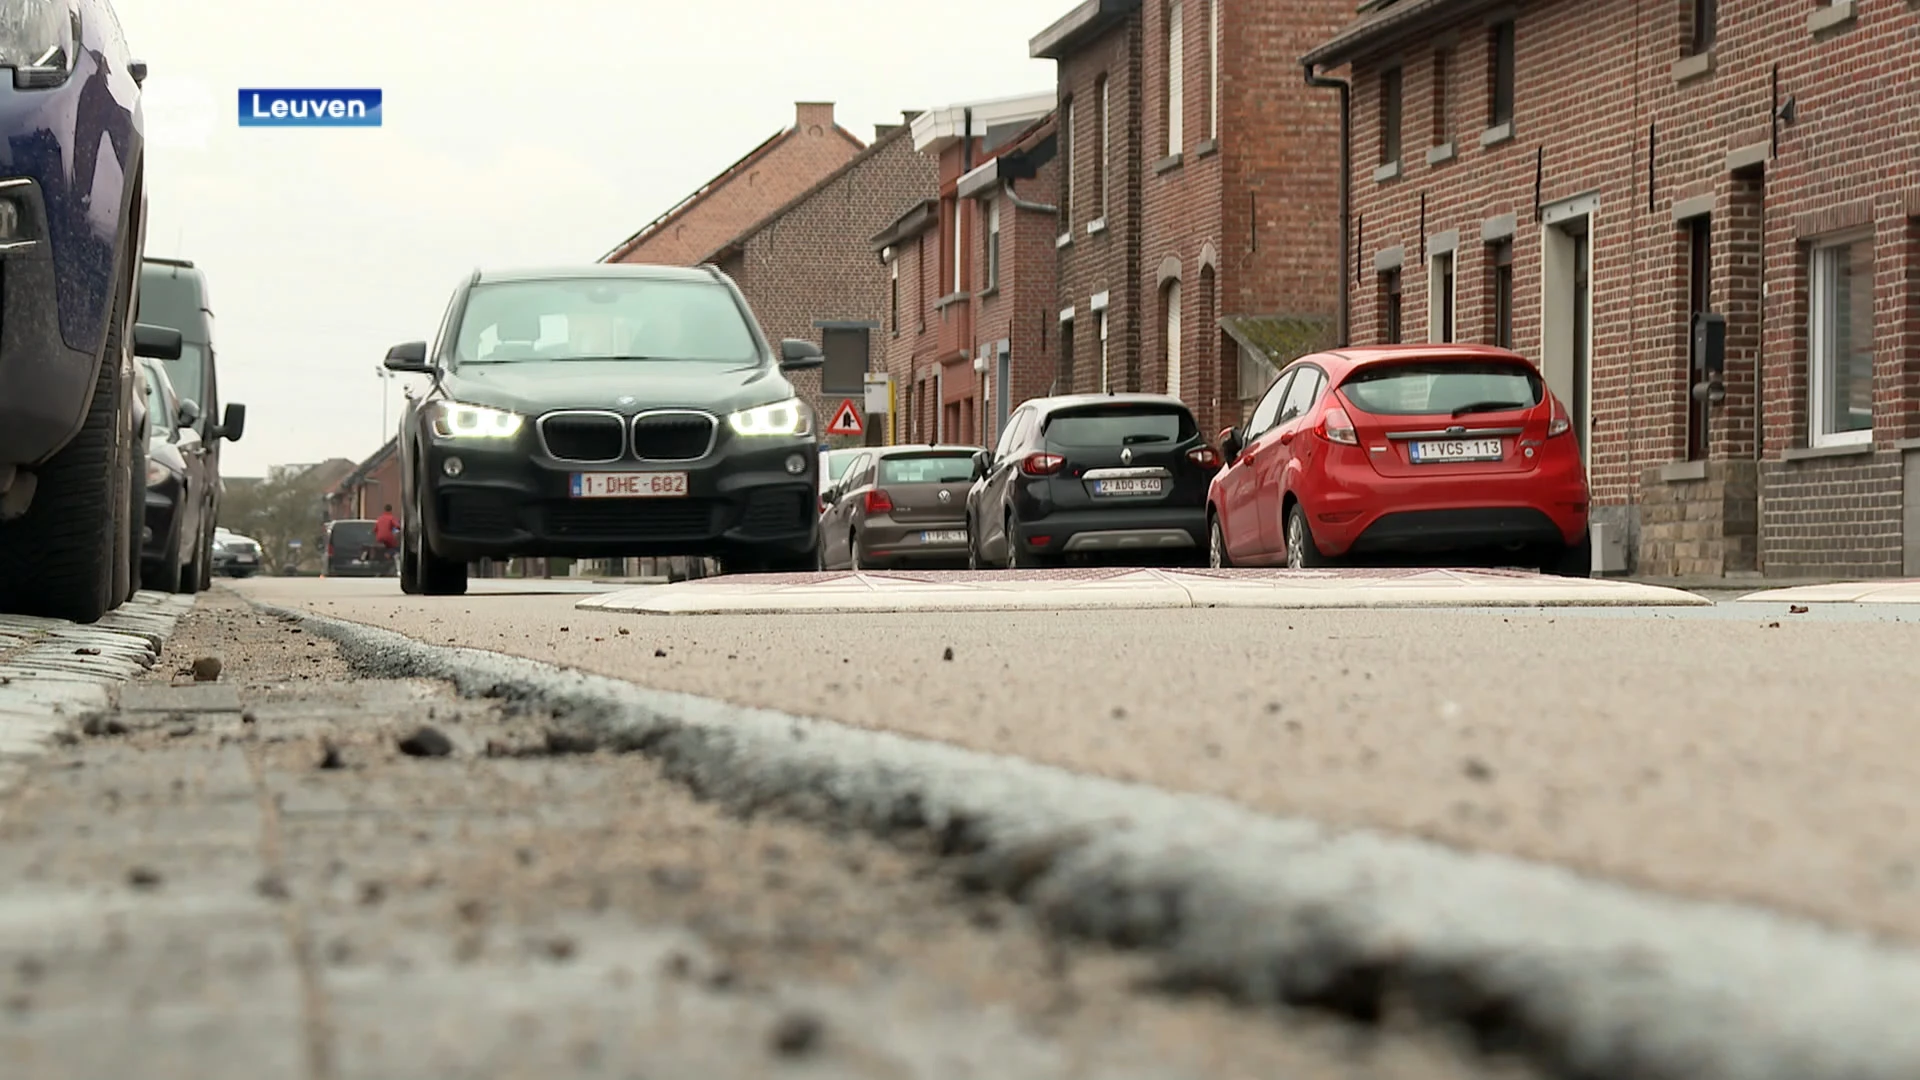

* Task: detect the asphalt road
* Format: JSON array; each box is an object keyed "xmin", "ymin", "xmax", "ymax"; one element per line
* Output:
[
  {"xmin": 234, "ymin": 575, "xmax": 1920, "ymax": 948},
  {"xmin": 0, "ymin": 590, "xmax": 1505, "ymax": 1080}
]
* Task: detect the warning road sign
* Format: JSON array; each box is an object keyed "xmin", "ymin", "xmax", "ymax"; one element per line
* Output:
[{"xmin": 826, "ymin": 398, "xmax": 864, "ymax": 435}]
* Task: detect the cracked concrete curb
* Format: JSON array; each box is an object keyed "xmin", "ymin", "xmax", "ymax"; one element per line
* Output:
[
  {"xmin": 258, "ymin": 599, "xmax": 1920, "ymax": 1080},
  {"xmin": 0, "ymin": 592, "xmax": 197, "ymax": 795}
]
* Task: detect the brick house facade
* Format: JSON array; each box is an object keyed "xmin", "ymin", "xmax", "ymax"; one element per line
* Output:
[
  {"xmin": 706, "ymin": 121, "xmax": 939, "ymax": 446},
  {"xmin": 1307, "ymin": 0, "xmax": 1920, "ymax": 578},
  {"xmin": 601, "ymin": 102, "xmax": 865, "ymax": 266},
  {"xmin": 870, "ymin": 94, "xmax": 1058, "ymax": 449},
  {"xmin": 1035, "ymin": 0, "xmax": 1348, "ymax": 439},
  {"xmin": 327, "ymin": 437, "xmax": 401, "ymax": 521}
]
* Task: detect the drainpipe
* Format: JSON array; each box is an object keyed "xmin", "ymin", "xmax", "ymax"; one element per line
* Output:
[{"xmin": 1305, "ymin": 61, "xmax": 1351, "ymax": 346}]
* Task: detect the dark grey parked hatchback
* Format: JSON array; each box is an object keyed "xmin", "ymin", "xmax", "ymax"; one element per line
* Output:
[
  {"xmin": 965, "ymin": 394, "xmax": 1222, "ymax": 567},
  {"xmin": 384, "ymin": 264, "xmax": 825, "ymax": 595}
]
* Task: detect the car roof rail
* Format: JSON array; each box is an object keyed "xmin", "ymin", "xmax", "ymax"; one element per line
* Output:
[
  {"xmin": 468, "ymin": 267, "xmax": 482, "ymax": 285},
  {"xmin": 144, "ymin": 256, "xmax": 195, "ymax": 269},
  {"xmin": 697, "ymin": 262, "xmax": 725, "ymax": 282}
]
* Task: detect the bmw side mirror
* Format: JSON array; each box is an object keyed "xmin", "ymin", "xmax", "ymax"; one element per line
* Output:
[
  {"xmin": 383, "ymin": 340, "xmax": 431, "ymax": 373},
  {"xmin": 177, "ymin": 399, "xmax": 201, "ymax": 428},
  {"xmin": 129, "ymin": 60, "xmax": 148, "ymax": 85},
  {"xmin": 132, "ymin": 323, "xmax": 182, "ymax": 360},
  {"xmin": 779, "ymin": 338, "xmax": 824, "ymax": 370},
  {"xmin": 970, "ymin": 451, "xmax": 990, "ymax": 480},
  {"xmin": 219, "ymin": 402, "xmax": 246, "ymax": 441}
]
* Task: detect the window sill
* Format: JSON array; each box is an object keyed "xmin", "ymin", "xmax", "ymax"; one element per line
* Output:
[
  {"xmin": 1425, "ymin": 141, "xmax": 1455, "ymax": 166},
  {"xmin": 1154, "ymin": 153, "xmax": 1184, "ymax": 175},
  {"xmin": 978, "ymin": 286, "xmax": 1000, "ymax": 300},
  {"xmin": 1372, "ymin": 160, "xmax": 1402, "ymax": 183},
  {"xmin": 1671, "ymin": 50, "xmax": 1714, "ymax": 84},
  {"xmin": 934, "ymin": 292, "xmax": 969, "ymax": 311},
  {"xmin": 1658, "ymin": 460, "xmax": 1708, "ymax": 482},
  {"xmin": 1086, "ymin": 218, "xmax": 1107, "ymax": 235},
  {"xmin": 1056, "ymin": 233, "xmax": 1073, "ymax": 248},
  {"xmin": 1193, "ymin": 138, "xmax": 1218, "ymax": 158},
  {"xmin": 1480, "ymin": 121, "xmax": 1514, "ymax": 148},
  {"xmin": 1781, "ymin": 441, "xmax": 1873, "ymax": 461},
  {"xmin": 1808, "ymin": 0, "xmax": 1855, "ymax": 36}
]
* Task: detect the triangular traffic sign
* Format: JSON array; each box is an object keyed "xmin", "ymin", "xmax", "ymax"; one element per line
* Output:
[{"xmin": 826, "ymin": 398, "xmax": 864, "ymax": 435}]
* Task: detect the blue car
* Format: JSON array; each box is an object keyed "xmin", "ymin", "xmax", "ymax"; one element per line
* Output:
[{"xmin": 0, "ymin": 0, "xmax": 182, "ymax": 622}]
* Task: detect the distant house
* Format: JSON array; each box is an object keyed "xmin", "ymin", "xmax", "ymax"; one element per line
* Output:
[
  {"xmin": 705, "ymin": 116, "xmax": 940, "ymax": 447},
  {"xmin": 871, "ymin": 92, "xmax": 1059, "ymax": 448},
  {"xmin": 600, "ymin": 102, "xmax": 867, "ymax": 267},
  {"xmin": 327, "ymin": 437, "xmax": 400, "ymax": 521}
]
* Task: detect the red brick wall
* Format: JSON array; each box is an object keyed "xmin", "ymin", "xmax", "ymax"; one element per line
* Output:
[
  {"xmin": 969, "ymin": 147, "xmax": 1063, "ymax": 446},
  {"xmin": 1335, "ymin": 0, "xmax": 1920, "ymax": 576},
  {"xmin": 611, "ymin": 104, "xmax": 865, "ymax": 267},
  {"xmin": 723, "ymin": 131, "xmax": 939, "ymax": 442},
  {"xmin": 1052, "ymin": 17, "xmax": 1145, "ymax": 404},
  {"xmin": 1128, "ymin": 0, "xmax": 1347, "ymax": 437}
]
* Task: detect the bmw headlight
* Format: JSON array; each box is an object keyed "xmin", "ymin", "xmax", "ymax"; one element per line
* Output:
[
  {"xmin": 0, "ymin": 0, "xmax": 80, "ymax": 89},
  {"xmin": 429, "ymin": 401, "xmax": 523, "ymax": 439},
  {"xmin": 727, "ymin": 397, "xmax": 811, "ymax": 438}
]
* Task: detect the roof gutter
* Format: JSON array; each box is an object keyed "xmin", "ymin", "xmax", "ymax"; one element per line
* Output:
[{"xmin": 1305, "ymin": 61, "xmax": 1351, "ymax": 347}]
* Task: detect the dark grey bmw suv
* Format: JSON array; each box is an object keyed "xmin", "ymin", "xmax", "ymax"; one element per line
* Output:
[{"xmin": 383, "ymin": 263, "xmax": 825, "ymax": 595}]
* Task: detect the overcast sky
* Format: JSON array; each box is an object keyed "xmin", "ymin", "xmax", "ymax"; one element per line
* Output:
[{"xmin": 120, "ymin": 0, "xmax": 1054, "ymax": 477}]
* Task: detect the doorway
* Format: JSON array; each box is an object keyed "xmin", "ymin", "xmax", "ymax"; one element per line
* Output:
[{"xmin": 1539, "ymin": 199, "xmax": 1595, "ymax": 469}]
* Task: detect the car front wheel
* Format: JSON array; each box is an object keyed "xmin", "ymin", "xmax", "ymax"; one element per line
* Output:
[{"xmin": 1208, "ymin": 511, "xmax": 1231, "ymax": 568}]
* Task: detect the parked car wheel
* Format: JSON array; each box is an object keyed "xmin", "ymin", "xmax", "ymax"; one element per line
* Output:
[
  {"xmin": 1285, "ymin": 503, "xmax": 1330, "ymax": 569},
  {"xmin": 0, "ymin": 297, "xmax": 133, "ymax": 623},
  {"xmin": 1207, "ymin": 511, "xmax": 1231, "ymax": 568},
  {"xmin": 145, "ymin": 514, "xmax": 184, "ymax": 593}
]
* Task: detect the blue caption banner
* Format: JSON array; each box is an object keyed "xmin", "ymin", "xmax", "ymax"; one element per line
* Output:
[{"xmin": 237, "ymin": 88, "xmax": 382, "ymax": 127}]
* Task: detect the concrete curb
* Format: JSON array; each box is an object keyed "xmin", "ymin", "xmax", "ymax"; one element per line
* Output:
[
  {"xmin": 0, "ymin": 592, "xmax": 197, "ymax": 796},
  {"xmin": 259, "ymin": 599, "xmax": 1920, "ymax": 1080}
]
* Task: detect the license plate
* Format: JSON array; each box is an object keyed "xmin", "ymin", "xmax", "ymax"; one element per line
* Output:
[
  {"xmin": 235, "ymin": 553, "xmax": 256, "ymax": 563},
  {"xmin": 1410, "ymin": 439, "xmax": 1503, "ymax": 462},
  {"xmin": 571, "ymin": 472, "xmax": 689, "ymax": 497},
  {"xmin": 919, "ymin": 530, "xmax": 967, "ymax": 544},
  {"xmin": 1092, "ymin": 478, "xmax": 1163, "ymax": 496}
]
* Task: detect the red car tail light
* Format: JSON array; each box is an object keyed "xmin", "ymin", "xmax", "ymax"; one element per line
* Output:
[
  {"xmin": 863, "ymin": 489, "xmax": 894, "ymax": 514},
  {"xmin": 1547, "ymin": 396, "xmax": 1571, "ymax": 437},
  {"xmin": 1187, "ymin": 446, "xmax": 1222, "ymax": 467},
  {"xmin": 1020, "ymin": 452, "xmax": 1065, "ymax": 475},
  {"xmin": 1320, "ymin": 406, "xmax": 1359, "ymax": 445}
]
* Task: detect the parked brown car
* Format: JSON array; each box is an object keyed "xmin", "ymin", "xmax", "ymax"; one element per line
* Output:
[{"xmin": 817, "ymin": 445, "xmax": 981, "ymax": 570}]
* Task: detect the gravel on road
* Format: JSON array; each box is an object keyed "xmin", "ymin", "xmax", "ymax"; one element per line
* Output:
[
  {"xmin": 0, "ymin": 590, "xmax": 1504, "ymax": 1080},
  {"xmin": 238, "ymin": 578, "xmax": 1920, "ymax": 949}
]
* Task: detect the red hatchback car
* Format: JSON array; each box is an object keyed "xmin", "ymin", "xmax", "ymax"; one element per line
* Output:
[{"xmin": 1207, "ymin": 345, "xmax": 1589, "ymax": 574}]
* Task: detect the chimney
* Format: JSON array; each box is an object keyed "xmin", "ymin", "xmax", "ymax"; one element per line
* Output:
[
  {"xmin": 795, "ymin": 102, "xmax": 835, "ymax": 133},
  {"xmin": 875, "ymin": 122, "xmax": 902, "ymax": 140}
]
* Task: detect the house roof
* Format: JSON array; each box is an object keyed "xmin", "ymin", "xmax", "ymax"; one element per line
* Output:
[
  {"xmin": 910, "ymin": 91, "xmax": 1057, "ymax": 153},
  {"xmin": 1302, "ymin": 0, "xmax": 1494, "ymax": 69},
  {"xmin": 599, "ymin": 108, "xmax": 867, "ymax": 264},
  {"xmin": 702, "ymin": 119, "xmax": 924, "ymax": 264},
  {"xmin": 956, "ymin": 110, "xmax": 1058, "ymax": 198},
  {"xmin": 1030, "ymin": 0, "xmax": 1142, "ymax": 60},
  {"xmin": 870, "ymin": 198, "xmax": 938, "ymax": 252},
  {"xmin": 332, "ymin": 436, "xmax": 399, "ymax": 496}
]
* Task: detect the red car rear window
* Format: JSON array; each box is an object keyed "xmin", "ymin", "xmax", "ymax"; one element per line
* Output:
[{"xmin": 1339, "ymin": 361, "xmax": 1543, "ymax": 416}]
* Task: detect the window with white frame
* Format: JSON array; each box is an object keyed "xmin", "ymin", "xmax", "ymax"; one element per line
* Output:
[
  {"xmin": 1095, "ymin": 75, "xmax": 1109, "ymax": 219},
  {"xmin": 1164, "ymin": 279, "xmax": 1183, "ymax": 396},
  {"xmin": 1165, "ymin": 0, "xmax": 1184, "ymax": 155},
  {"xmin": 889, "ymin": 258, "xmax": 899, "ymax": 332},
  {"xmin": 1808, "ymin": 233, "xmax": 1875, "ymax": 446},
  {"xmin": 1206, "ymin": 0, "xmax": 1218, "ymax": 141},
  {"xmin": 985, "ymin": 197, "xmax": 1001, "ymax": 289},
  {"xmin": 1097, "ymin": 309, "xmax": 1110, "ymax": 391},
  {"xmin": 1429, "ymin": 251, "xmax": 1455, "ymax": 341},
  {"xmin": 950, "ymin": 200, "xmax": 963, "ymax": 293}
]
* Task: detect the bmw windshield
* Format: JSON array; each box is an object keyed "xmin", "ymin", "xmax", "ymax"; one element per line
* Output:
[{"xmin": 454, "ymin": 279, "xmax": 760, "ymax": 366}]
